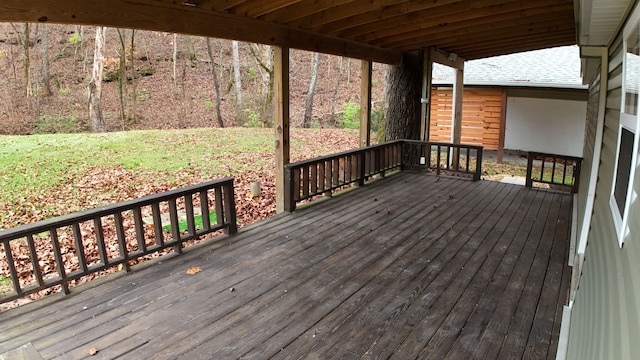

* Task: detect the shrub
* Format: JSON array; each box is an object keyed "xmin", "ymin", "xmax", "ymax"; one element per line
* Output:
[
  {"xmin": 341, "ymin": 99, "xmax": 361, "ymax": 129},
  {"xmin": 34, "ymin": 114, "xmax": 79, "ymax": 134}
]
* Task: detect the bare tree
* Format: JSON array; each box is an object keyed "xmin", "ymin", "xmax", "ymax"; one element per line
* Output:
[
  {"xmin": 129, "ymin": 29, "xmax": 137, "ymax": 124},
  {"xmin": 116, "ymin": 29, "xmax": 128, "ymax": 123},
  {"xmin": 172, "ymin": 33, "xmax": 178, "ymax": 89},
  {"xmin": 41, "ymin": 24, "xmax": 52, "ymax": 97},
  {"xmin": 248, "ymin": 43, "xmax": 274, "ymax": 127},
  {"xmin": 303, "ymin": 52, "xmax": 322, "ymax": 128},
  {"xmin": 232, "ymin": 40, "xmax": 243, "ymax": 122},
  {"xmin": 331, "ymin": 56, "xmax": 346, "ymax": 125},
  {"xmin": 206, "ymin": 37, "xmax": 224, "ymax": 127},
  {"xmin": 88, "ymin": 27, "xmax": 106, "ymax": 132},
  {"xmin": 24, "ymin": 23, "xmax": 32, "ymax": 97}
]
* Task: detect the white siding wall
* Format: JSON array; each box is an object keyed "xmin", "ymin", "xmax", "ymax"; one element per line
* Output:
[
  {"xmin": 504, "ymin": 97, "xmax": 587, "ymax": 157},
  {"xmin": 567, "ymin": 34, "xmax": 640, "ymax": 359}
]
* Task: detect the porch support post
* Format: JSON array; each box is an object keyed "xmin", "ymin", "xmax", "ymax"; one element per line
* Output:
[
  {"xmin": 497, "ymin": 89, "xmax": 507, "ymax": 163},
  {"xmin": 421, "ymin": 48, "xmax": 433, "ymax": 141},
  {"xmin": 452, "ymin": 67, "xmax": 463, "ymax": 144},
  {"xmin": 360, "ymin": 60, "xmax": 372, "ymax": 147},
  {"xmin": 274, "ymin": 46, "xmax": 290, "ymax": 213}
]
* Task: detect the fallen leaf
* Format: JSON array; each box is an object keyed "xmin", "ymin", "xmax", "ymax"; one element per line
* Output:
[
  {"xmin": 88, "ymin": 347, "xmax": 99, "ymax": 356},
  {"xmin": 186, "ymin": 266, "xmax": 201, "ymax": 275}
]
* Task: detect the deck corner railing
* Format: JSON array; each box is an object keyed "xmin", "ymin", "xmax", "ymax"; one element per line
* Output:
[
  {"xmin": 525, "ymin": 152, "xmax": 582, "ymax": 193},
  {"xmin": 284, "ymin": 141, "xmax": 404, "ymax": 212},
  {"xmin": 0, "ymin": 177, "xmax": 236, "ymax": 304},
  {"xmin": 285, "ymin": 140, "xmax": 483, "ymax": 211}
]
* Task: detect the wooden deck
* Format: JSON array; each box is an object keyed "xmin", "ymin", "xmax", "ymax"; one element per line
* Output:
[{"xmin": 0, "ymin": 172, "xmax": 572, "ymax": 359}]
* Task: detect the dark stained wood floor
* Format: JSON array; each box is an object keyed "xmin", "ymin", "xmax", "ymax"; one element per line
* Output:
[{"xmin": 0, "ymin": 172, "xmax": 572, "ymax": 360}]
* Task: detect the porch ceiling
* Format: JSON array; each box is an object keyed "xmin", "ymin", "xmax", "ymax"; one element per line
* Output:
[{"xmin": 1, "ymin": 0, "xmax": 577, "ymax": 64}]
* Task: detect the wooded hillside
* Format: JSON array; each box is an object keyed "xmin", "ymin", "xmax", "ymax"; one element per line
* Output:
[{"xmin": 0, "ymin": 23, "xmax": 387, "ymax": 135}]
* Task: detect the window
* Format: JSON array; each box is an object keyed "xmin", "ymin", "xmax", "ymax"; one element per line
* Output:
[{"xmin": 611, "ymin": 23, "xmax": 640, "ymax": 246}]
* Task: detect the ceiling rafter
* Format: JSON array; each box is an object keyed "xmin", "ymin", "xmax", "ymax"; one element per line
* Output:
[
  {"xmin": 319, "ymin": 0, "xmax": 496, "ymax": 35},
  {"xmin": 376, "ymin": 10, "xmax": 574, "ymax": 49},
  {"xmin": 0, "ymin": 0, "xmax": 576, "ymax": 63},
  {"xmin": 337, "ymin": 0, "xmax": 573, "ymax": 41}
]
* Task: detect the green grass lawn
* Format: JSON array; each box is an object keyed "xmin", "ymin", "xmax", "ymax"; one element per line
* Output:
[
  {"xmin": 0, "ymin": 128, "xmax": 359, "ymax": 230},
  {"xmin": 163, "ymin": 211, "xmax": 218, "ymax": 233}
]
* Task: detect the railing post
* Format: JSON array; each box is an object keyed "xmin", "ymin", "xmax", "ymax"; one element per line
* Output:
[
  {"xmin": 474, "ymin": 147, "xmax": 483, "ymax": 181},
  {"xmin": 573, "ymin": 158, "xmax": 582, "ymax": 194},
  {"xmin": 358, "ymin": 150, "xmax": 366, "ymax": 186},
  {"xmin": 284, "ymin": 166, "xmax": 296, "ymax": 212},
  {"xmin": 224, "ymin": 180, "xmax": 238, "ymax": 235},
  {"xmin": 525, "ymin": 152, "xmax": 534, "ymax": 188}
]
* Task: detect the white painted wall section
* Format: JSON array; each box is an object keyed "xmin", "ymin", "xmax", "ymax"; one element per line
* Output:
[{"xmin": 504, "ymin": 97, "xmax": 587, "ymax": 157}]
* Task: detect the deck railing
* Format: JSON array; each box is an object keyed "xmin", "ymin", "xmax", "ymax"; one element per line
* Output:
[
  {"xmin": 525, "ymin": 152, "xmax": 582, "ymax": 193},
  {"xmin": 284, "ymin": 141, "xmax": 403, "ymax": 212},
  {"xmin": 0, "ymin": 177, "xmax": 236, "ymax": 304},
  {"xmin": 402, "ymin": 140, "xmax": 483, "ymax": 181},
  {"xmin": 285, "ymin": 140, "xmax": 483, "ymax": 211}
]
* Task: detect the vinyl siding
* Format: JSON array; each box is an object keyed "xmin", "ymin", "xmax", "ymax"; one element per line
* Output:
[
  {"xmin": 576, "ymin": 72, "xmax": 600, "ymax": 231},
  {"xmin": 567, "ymin": 32, "xmax": 640, "ymax": 359}
]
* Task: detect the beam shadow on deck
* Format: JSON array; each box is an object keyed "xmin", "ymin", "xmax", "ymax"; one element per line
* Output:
[{"xmin": 0, "ymin": 172, "xmax": 571, "ymax": 359}]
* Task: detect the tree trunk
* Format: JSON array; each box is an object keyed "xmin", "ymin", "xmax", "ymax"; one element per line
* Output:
[
  {"xmin": 41, "ymin": 24, "xmax": 52, "ymax": 96},
  {"xmin": 384, "ymin": 50, "xmax": 423, "ymax": 141},
  {"xmin": 23, "ymin": 23, "xmax": 32, "ymax": 98},
  {"xmin": 116, "ymin": 29, "xmax": 127, "ymax": 124},
  {"xmin": 206, "ymin": 37, "xmax": 224, "ymax": 128},
  {"xmin": 232, "ymin": 40, "xmax": 243, "ymax": 122},
  {"xmin": 248, "ymin": 43, "xmax": 274, "ymax": 127},
  {"xmin": 88, "ymin": 27, "xmax": 106, "ymax": 133},
  {"xmin": 172, "ymin": 33, "xmax": 178, "ymax": 90},
  {"xmin": 331, "ymin": 56, "xmax": 345, "ymax": 125},
  {"xmin": 303, "ymin": 52, "xmax": 322, "ymax": 128},
  {"xmin": 129, "ymin": 29, "xmax": 137, "ymax": 124}
]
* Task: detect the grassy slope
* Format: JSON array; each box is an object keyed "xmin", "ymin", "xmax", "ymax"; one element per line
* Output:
[{"xmin": 0, "ymin": 128, "xmax": 359, "ymax": 230}]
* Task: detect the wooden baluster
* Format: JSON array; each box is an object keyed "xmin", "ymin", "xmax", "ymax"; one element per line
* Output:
[
  {"xmin": 200, "ymin": 191, "xmax": 211, "ymax": 232},
  {"xmin": 151, "ymin": 203, "xmax": 165, "ymax": 247},
  {"xmin": 72, "ymin": 223, "xmax": 88, "ymax": 273},
  {"xmin": 3, "ymin": 241, "xmax": 21, "ymax": 295},
  {"xmin": 185, "ymin": 195, "xmax": 196, "ymax": 237},
  {"xmin": 310, "ymin": 163, "xmax": 317, "ymax": 194},
  {"xmin": 133, "ymin": 207, "xmax": 146, "ymax": 253},
  {"xmin": 26, "ymin": 234, "xmax": 44, "ymax": 287},
  {"xmin": 114, "ymin": 212, "xmax": 132, "ymax": 270},
  {"xmin": 215, "ymin": 186, "xmax": 224, "ymax": 226},
  {"xmin": 93, "ymin": 218, "xmax": 109, "ymax": 265},
  {"xmin": 168, "ymin": 200, "xmax": 181, "ymax": 254},
  {"xmin": 49, "ymin": 229, "xmax": 69, "ymax": 294}
]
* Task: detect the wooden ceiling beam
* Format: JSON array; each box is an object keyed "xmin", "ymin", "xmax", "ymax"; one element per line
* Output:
[
  {"xmin": 364, "ymin": 3, "xmax": 574, "ymax": 46},
  {"xmin": 0, "ymin": 0, "xmax": 401, "ymax": 64},
  {"xmin": 422, "ymin": 22, "xmax": 576, "ymax": 51},
  {"xmin": 377, "ymin": 11, "xmax": 575, "ymax": 49},
  {"xmin": 226, "ymin": 0, "xmax": 303, "ymax": 17},
  {"xmin": 284, "ymin": 0, "xmax": 411, "ymax": 29},
  {"xmin": 459, "ymin": 35, "xmax": 577, "ymax": 59},
  {"xmin": 260, "ymin": 0, "xmax": 358, "ymax": 24},
  {"xmin": 331, "ymin": 0, "xmax": 573, "ymax": 38},
  {"xmin": 425, "ymin": 30, "xmax": 576, "ymax": 60}
]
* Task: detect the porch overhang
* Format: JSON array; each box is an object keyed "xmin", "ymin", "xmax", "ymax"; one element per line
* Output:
[{"xmin": 0, "ymin": 0, "xmax": 576, "ymax": 64}]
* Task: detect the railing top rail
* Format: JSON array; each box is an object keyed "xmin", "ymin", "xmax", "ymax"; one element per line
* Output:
[
  {"xmin": 527, "ymin": 151, "xmax": 583, "ymax": 162},
  {"xmin": 285, "ymin": 140, "xmax": 404, "ymax": 169},
  {"xmin": 0, "ymin": 177, "xmax": 235, "ymax": 241},
  {"xmin": 285, "ymin": 140, "xmax": 483, "ymax": 171},
  {"xmin": 402, "ymin": 139, "xmax": 484, "ymax": 151}
]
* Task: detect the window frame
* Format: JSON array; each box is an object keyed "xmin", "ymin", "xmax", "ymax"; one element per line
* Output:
[{"xmin": 611, "ymin": 14, "xmax": 640, "ymax": 247}]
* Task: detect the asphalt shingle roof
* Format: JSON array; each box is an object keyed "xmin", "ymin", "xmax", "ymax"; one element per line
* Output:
[{"xmin": 432, "ymin": 46, "xmax": 585, "ymax": 89}]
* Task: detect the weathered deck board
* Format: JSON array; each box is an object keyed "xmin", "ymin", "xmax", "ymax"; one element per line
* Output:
[{"xmin": 0, "ymin": 172, "xmax": 572, "ymax": 359}]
